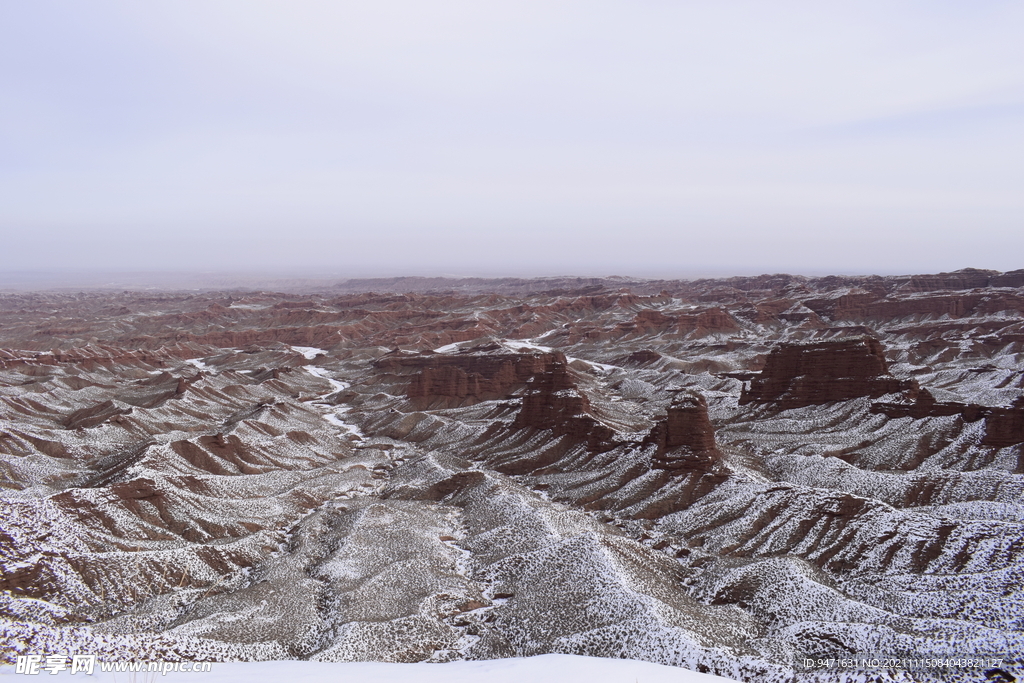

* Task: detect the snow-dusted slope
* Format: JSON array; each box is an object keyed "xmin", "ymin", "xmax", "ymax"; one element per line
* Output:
[{"xmin": 1, "ymin": 271, "xmax": 1022, "ymax": 682}]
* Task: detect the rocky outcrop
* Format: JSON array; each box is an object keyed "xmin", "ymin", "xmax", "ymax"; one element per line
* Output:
[
  {"xmin": 681, "ymin": 307, "xmax": 739, "ymax": 335},
  {"xmin": 0, "ymin": 558, "xmax": 51, "ymax": 598},
  {"xmin": 982, "ymin": 396, "xmax": 1024, "ymax": 448},
  {"xmin": 644, "ymin": 393, "xmax": 721, "ymax": 470},
  {"xmin": 376, "ymin": 347, "xmax": 619, "ymax": 451},
  {"xmin": 622, "ymin": 308, "xmax": 739, "ymax": 337},
  {"xmin": 897, "ymin": 268, "xmax": 1023, "ymax": 292},
  {"xmin": 870, "ymin": 387, "xmax": 988, "ymax": 422},
  {"xmin": 375, "ymin": 346, "xmax": 559, "ymax": 403},
  {"xmin": 740, "ymin": 337, "xmax": 911, "ymax": 409},
  {"xmin": 872, "ymin": 391, "xmax": 1024, "ymax": 451},
  {"xmin": 512, "ymin": 358, "xmax": 615, "ymax": 452},
  {"xmin": 64, "ymin": 400, "xmax": 132, "ymax": 430}
]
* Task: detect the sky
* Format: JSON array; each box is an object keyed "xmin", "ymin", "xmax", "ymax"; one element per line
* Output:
[{"xmin": 2, "ymin": 1, "xmax": 1023, "ymax": 279}]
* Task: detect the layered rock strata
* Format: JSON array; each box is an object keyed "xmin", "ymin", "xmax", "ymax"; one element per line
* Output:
[
  {"xmin": 375, "ymin": 347, "xmax": 560, "ymax": 403},
  {"xmin": 872, "ymin": 391, "xmax": 1024, "ymax": 453},
  {"xmin": 512, "ymin": 358, "xmax": 615, "ymax": 453},
  {"xmin": 982, "ymin": 396, "xmax": 1024, "ymax": 448},
  {"xmin": 740, "ymin": 337, "xmax": 912, "ymax": 409},
  {"xmin": 870, "ymin": 387, "xmax": 988, "ymax": 422},
  {"xmin": 644, "ymin": 393, "xmax": 721, "ymax": 470}
]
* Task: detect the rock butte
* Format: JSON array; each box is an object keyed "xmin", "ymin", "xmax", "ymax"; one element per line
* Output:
[{"xmin": 739, "ymin": 337, "xmax": 913, "ymax": 409}]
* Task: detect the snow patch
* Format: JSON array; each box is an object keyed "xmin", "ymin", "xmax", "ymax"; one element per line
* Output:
[
  {"xmin": 291, "ymin": 346, "xmax": 327, "ymax": 360},
  {"xmin": 502, "ymin": 338, "xmax": 555, "ymax": 353},
  {"xmin": 324, "ymin": 410, "xmax": 364, "ymax": 440},
  {"xmin": 304, "ymin": 365, "xmax": 349, "ymax": 394}
]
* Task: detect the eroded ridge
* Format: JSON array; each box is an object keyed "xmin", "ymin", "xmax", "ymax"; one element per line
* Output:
[{"xmin": 1, "ymin": 270, "xmax": 1022, "ymax": 681}]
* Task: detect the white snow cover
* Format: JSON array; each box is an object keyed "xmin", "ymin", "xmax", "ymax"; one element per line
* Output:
[
  {"xmin": 185, "ymin": 358, "xmax": 210, "ymax": 371},
  {"xmin": 304, "ymin": 364, "xmax": 349, "ymax": 393},
  {"xmin": 501, "ymin": 338, "xmax": 555, "ymax": 353},
  {"xmin": 435, "ymin": 338, "xmax": 559, "ymax": 354},
  {"xmin": 291, "ymin": 346, "xmax": 327, "ymax": 360},
  {"xmin": 323, "ymin": 409, "xmax": 365, "ymax": 439},
  {"xmin": 0, "ymin": 654, "xmax": 735, "ymax": 683}
]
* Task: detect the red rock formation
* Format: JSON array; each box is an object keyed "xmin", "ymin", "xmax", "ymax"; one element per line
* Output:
[
  {"xmin": 512, "ymin": 358, "xmax": 615, "ymax": 452},
  {"xmin": 740, "ymin": 337, "xmax": 911, "ymax": 409},
  {"xmin": 64, "ymin": 400, "xmax": 132, "ymax": 430},
  {"xmin": 870, "ymin": 388, "xmax": 1024, "ymax": 452},
  {"xmin": 378, "ymin": 347, "xmax": 619, "ymax": 450},
  {"xmin": 632, "ymin": 309, "xmax": 674, "ymax": 332},
  {"xmin": 871, "ymin": 388, "xmax": 988, "ymax": 422},
  {"xmin": 624, "ymin": 307, "xmax": 739, "ymax": 338},
  {"xmin": 676, "ymin": 307, "xmax": 740, "ymax": 336},
  {"xmin": 992, "ymin": 269, "xmax": 1024, "ymax": 288},
  {"xmin": 644, "ymin": 393, "xmax": 721, "ymax": 470},
  {"xmin": 801, "ymin": 292, "xmax": 879, "ymax": 320},
  {"xmin": 897, "ymin": 268, "xmax": 1002, "ymax": 292},
  {"xmin": 981, "ymin": 396, "xmax": 1024, "ymax": 448},
  {"xmin": 375, "ymin": 346, "xmax": 560, "ymax": 403},
  {"xmin": 804, "ymin": 292, "xmax": 992, "ymax": 322}
]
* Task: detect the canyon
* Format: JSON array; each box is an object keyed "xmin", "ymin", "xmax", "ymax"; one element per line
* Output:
[{"xmin": 0, "ymin": 269, "xmax": 1022, "ymax": 682}]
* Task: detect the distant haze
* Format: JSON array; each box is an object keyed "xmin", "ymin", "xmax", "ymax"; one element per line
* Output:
[{"xmin": 2, "ymin": 1, "xmax": 1023, "ymax": 278}]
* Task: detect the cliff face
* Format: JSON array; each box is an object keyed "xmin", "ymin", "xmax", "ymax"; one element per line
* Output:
[
  {"xmin": 740, "ymin": 337, "xmax": 911, "ymax": 409},
  {"xmin": 512, "ymin": 358, "xmax": 615, "ymax": 452},
  {"xmin": 645, "ymin": 393, "xmax": 721, "ymax": 470},
  {"xmin": 871, "ymin": 391, "xmax": 1024, "ymax": 453},
  {"xmin": 982, "ymin": 396, "xmax": 1024, "ymax": 449},
  {"xmin": 378, "ymin": 347, "xmax": 620, "ymax": 453},
  {"xmin": 623, "ymin": 307, "xmax": 740, "ymax": 338},
  {"xmin": 375, "ymin": 347, "xmax": 559, "ymax": 403},
  {"xmin": 871, "ymin": 387, "xmax": 987, "ymax": 422}
]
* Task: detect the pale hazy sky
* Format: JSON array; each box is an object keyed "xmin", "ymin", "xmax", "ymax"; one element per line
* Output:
[{"xmin": 2, "ymin": 1, "xmax": 1023, "ymax": 278}]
